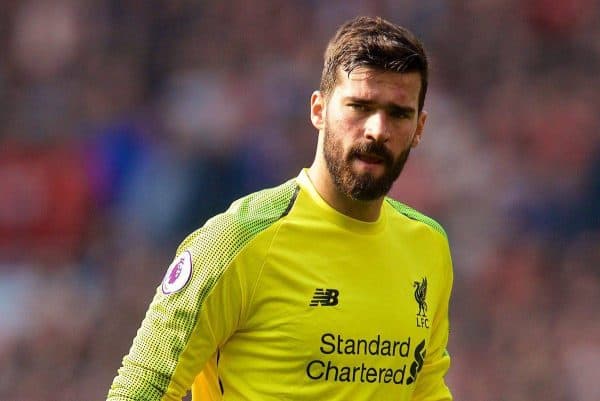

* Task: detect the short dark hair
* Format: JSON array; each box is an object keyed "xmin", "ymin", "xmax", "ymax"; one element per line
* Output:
[{"xmin": 320, "ymin": 16, "xmax": 429, "ymax": 112}]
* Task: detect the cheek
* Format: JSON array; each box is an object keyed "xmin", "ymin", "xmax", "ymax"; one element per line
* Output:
[
  {"xmin": 327, "ymin": 115, "xmax": 358, "ymax": 143},
  {"xmin": 390, "ymin": 126, "xmax": 418, "ymax": 153},
  {"xmin": 331, "ymin": 113, "xmax": 355, "ymax": 131},
  {"xmin": 401, "ymin": 121, "xmax": 419, "ymax": 142}
]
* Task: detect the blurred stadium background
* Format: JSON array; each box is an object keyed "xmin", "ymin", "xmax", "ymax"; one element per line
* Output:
[{"xmin": 0, "ymin": 1, "xmax": 599, "ymax": 400}]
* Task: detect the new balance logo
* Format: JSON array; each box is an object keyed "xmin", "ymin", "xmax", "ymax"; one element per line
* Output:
[{"xmin": 310, "ymin": 288, "xmax": 339, "ymax": 306}]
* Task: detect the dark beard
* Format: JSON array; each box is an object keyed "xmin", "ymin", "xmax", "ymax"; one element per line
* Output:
[{"xmin": 323, "ymin": 123, "xmax": 411, "ymax": 201}]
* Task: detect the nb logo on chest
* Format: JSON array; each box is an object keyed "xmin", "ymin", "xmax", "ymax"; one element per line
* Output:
[{"xmin": 310, "ymin": 288, "xmax": 340, "ymax": 306}]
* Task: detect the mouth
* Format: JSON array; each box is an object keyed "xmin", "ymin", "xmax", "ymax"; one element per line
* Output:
[{"xmin": 354, "ymin": 153, "xmax": 385, "ymax": 165}]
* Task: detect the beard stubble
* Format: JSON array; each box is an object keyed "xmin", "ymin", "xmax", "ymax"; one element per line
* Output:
[{"xmin": 323, "ymin": 121, "xmax": 412, "ymax": 201}]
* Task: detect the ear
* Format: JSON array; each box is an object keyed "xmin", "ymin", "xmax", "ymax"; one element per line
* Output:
[
  {"xmin": 310, "ymin": 90, "xmax": 325, "ymax": 131},
  {"xmin": 411, "ymin": 110, "xmax": 428, "ymax": 148}
]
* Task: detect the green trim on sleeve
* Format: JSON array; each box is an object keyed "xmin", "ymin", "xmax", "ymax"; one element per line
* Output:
[{"xmin": 385, "ymin": 198, "xmax": 448, "ymax": 238}]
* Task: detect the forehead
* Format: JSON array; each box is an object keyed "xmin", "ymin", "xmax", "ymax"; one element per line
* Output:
[{"xmin": 332, "ymin": 67, "xmax": 421, "ymax": 106}]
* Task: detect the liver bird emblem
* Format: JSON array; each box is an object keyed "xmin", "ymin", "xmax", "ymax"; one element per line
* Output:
[{"xmin": 413, "ymin": 278, "xmax": 428, "ymax": 317}]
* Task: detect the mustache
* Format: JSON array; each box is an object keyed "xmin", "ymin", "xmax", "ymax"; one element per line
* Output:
[{"xmin": 348, "ymin": 142, "xmax": 394, "ymax": 165}]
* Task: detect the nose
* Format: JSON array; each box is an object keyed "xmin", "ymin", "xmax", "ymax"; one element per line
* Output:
[{"xmin": 363, "ymin": 110, "xmax": 389, "ymax": 143}]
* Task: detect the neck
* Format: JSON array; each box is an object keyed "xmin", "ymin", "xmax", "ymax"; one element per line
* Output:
[{"xmin": 307, "ymin": 159, "xmax": 385, "ymax": 223}]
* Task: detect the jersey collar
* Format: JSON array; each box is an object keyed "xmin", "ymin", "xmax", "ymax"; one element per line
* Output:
[{"xmin": 296, "ymin": 169, "xmax": 387, "ymax": 234}]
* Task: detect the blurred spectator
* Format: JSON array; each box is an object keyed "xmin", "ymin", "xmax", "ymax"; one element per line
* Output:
[{"xmin": 0, "ymin": 137, "xmax": 91, "ymax": 261}]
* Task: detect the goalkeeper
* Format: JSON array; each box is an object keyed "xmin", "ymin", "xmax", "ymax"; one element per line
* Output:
[{"xmin": 107, "ymin": 15, "xmax": 454, "ymax": 401}]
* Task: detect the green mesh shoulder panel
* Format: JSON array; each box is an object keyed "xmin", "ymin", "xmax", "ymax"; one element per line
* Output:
[
  {"xmin": 179, "ymin": 178, "xmax": 300, "ymax": 257},
  {"xmin": 108, "ymin": 179, "xmax": 299, "ymax": 401},
  {"xmin": 385, "ymin": 197, "xmax": 447, "ymax": 239},
  {"xmin": 173, "ymin": 178, "xmax": 300, "ymax": 323},
  {"xmin": 174, "ymin": 177, "xmax": 300, "ymax": 330}
]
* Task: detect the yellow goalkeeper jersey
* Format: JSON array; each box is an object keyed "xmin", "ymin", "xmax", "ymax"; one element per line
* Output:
[{"xmin": 107, "ymin": 169, "xmax": 453, "ymax": 401}]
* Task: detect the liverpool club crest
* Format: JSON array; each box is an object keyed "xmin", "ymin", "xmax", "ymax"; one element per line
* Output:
[{"xmin": 413, "ymin": 277, "xmax": 429, "ymax": 328}]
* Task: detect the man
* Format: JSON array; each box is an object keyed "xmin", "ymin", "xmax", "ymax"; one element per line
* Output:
[{"xmin": 107, "ymin": 16, "xmax": 453, "ymax": 401}]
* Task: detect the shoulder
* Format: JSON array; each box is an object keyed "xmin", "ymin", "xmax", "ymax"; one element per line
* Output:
[
  {"xmin": 178, "ymin": 178, "xmax": 300, "ymax": 257},
  {"xmin": 384, "ymin": 197, "xmax": 448, "ymax": 240}
]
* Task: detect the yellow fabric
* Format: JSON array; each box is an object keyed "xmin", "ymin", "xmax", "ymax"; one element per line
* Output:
[
  {"xmin": 192, "ymin": 353, "xmax": 221, "ymax": 401},
  {"xmin": 107, "ymin": 169, "xmax": 453, "ymax": 401}
]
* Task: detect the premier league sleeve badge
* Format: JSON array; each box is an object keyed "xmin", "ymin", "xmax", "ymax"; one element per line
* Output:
[{"xmin": 161, "ymin": 250, "xmax": 193, "ymax": 295}]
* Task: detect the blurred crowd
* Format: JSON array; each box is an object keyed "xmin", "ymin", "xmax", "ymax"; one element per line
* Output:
[{"xmin": 0, "ymin": 1, "xmax": 598, "ymax": 400}]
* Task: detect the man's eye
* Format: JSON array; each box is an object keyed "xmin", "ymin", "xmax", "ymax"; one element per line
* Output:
[
  {"xmin": 349, "ymin": 103, "xmax": 368, "ymax": 111},
  {"xmin": 390, "ymin": 109, "xmax": 412, "ymax": 119},
  {"xmin": 390, "ymin": 111, "xmax": 408, "ymax": 119}
]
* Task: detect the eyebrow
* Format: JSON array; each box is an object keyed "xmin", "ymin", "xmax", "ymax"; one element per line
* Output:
[{"xmin": 344, "ymin": 96, "xmax": 416, "ymax": 116}]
